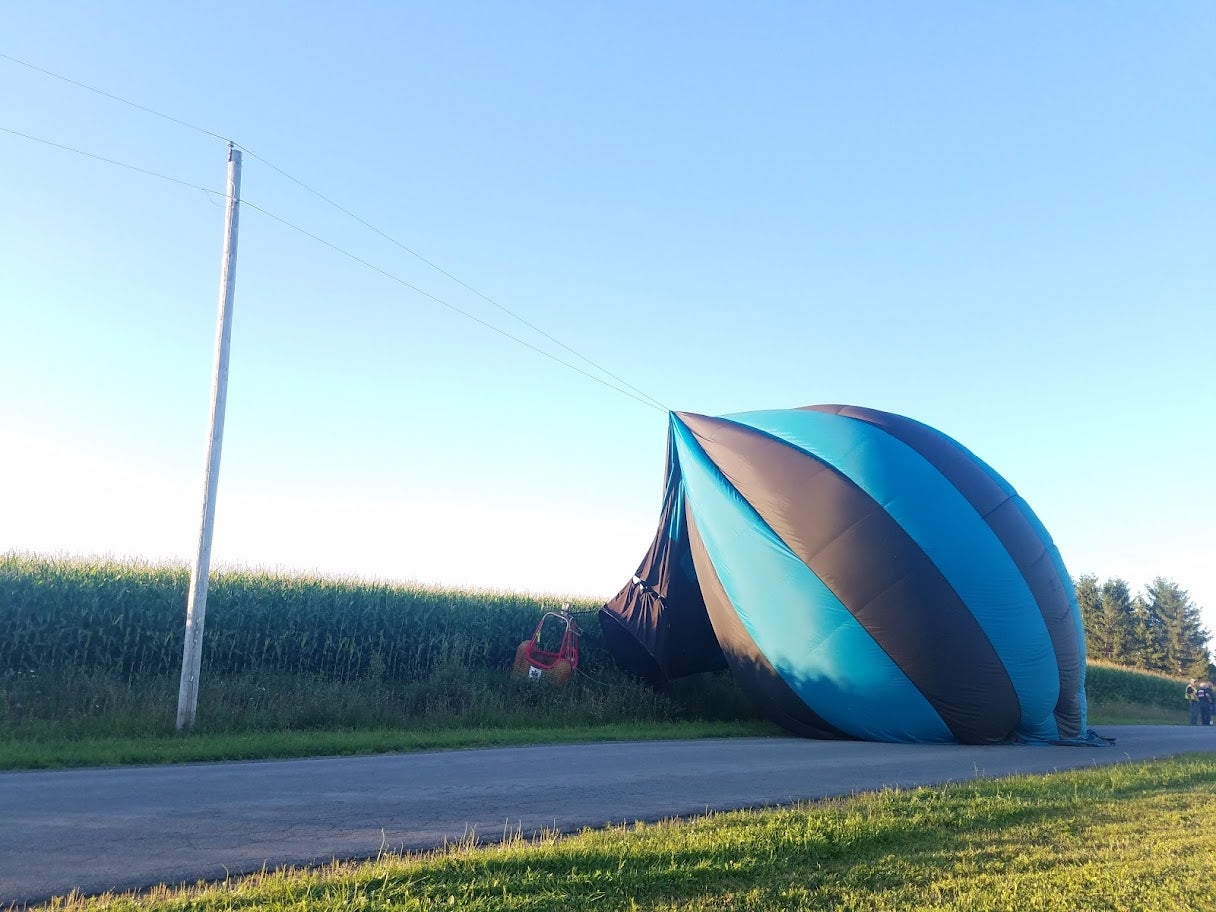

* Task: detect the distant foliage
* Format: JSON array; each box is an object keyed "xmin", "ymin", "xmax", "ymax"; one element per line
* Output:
[
  {"xmin": 0, "ymin": 554, "xmax": 611, "ymax": 682},
  {"xmin": 1077, "ymin": 574, "xmax": 1211, "ymax": 678}
]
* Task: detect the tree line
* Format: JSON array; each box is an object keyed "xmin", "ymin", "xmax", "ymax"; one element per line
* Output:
[{"xmin": 1076, "ymin": 576, "xmax": 1211, "ymax": 678}]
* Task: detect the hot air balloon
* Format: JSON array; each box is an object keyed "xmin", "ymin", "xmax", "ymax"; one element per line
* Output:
[{"xmin": 600, "ymin": 405, "xmax": 1092, "ymax": 745}]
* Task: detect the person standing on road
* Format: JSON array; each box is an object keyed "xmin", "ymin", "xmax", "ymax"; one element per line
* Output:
[
  {"xmin": 1187, "ymin": 679, "xmax": 1200, "ymax": 725},
  {"xmin": 1198, "ymin": 681, "xmax": 1215, "ymax": 726}
]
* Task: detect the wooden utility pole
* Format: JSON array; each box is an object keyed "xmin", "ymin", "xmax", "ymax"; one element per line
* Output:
[{"xmin": 177, "ymin": 144, "xmax": 242, "ymax": 731}]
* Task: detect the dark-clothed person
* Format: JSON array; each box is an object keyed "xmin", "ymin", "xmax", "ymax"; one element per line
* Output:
[{"xmin": 1198, "ymin": 681, "xmax": 1215, "ymax": 727}]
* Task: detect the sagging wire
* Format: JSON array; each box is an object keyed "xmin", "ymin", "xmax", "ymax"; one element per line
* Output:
[
  {"xmin": 1, "ymin": 50, "xmax": 670, "ymax": 413},
  {"xmin": 0, "ymin": 122, "xmax": 666, "ymax": 413}
]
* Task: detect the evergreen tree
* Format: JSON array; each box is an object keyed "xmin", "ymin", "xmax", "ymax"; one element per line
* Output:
[
  {"xmin": 1146, "ymin": 577, "xmax": 1210, "ymax": 676},
  {"xmin": 1074, "ymin": 574, "xmax": 1104, "ymax": 659},
  {"xmin": 1132, "ymin": 593, "xmax": 1168, "ymax": 672},
  {"xmin": 1099, "ymin": 578, "xmax": 1137, "ymax": 666}
]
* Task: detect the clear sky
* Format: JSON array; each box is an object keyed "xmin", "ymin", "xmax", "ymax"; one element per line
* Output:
[{"xmin": 2, "ymin": 4, "xmax": 1213, "ymax": 641}]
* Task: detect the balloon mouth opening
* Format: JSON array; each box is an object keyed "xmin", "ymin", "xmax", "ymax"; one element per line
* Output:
[{"xmin": 597, "ymin": 608, "xmax": 669, "ymax": 687}]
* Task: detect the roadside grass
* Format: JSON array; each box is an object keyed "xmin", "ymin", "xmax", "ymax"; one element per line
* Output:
[
  {"xmin": 1086, "ymin": 699, "xmax": 1184, "ymax": 726},
  {"xmin": 0, "ymin": 720, "xmax": 779, "ymax": 770},
  {"xmin": 1086, "ymin": 662, "xmax": 1191, "ymax": 712},
  {"xmin": 31, "ymin": 754, "xmax": 1216, "ymax": 912},
  {"xmin": 2, "ymin": 667, "xmax": 760, "ymax": 738},
  {"xmin": 1086, "ymin": 662, "xmax": 1195, "ymax": 726},
  {"xmin": 3, "ymin": 555, "xmax": 1202, "ymax": 771},
  {"xmin": 1, "ymin": 666, "xmax": 1190, "ymax": 770},
  {"xmin": 0, "ymin": 668, "xmax": 769, "ymax": 770}
]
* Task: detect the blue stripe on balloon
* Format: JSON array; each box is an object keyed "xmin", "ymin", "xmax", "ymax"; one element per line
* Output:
[
  {"xmin": 671, "ymin": 416, "xmax": 954, "ymax": 743},
  {"xmin": 889, "ymin": 416, "xmax": 1072, "ymax": 741},
  {"xmin": 940, "ymin": 438, "xmax": 1078, "ymax": 741},
  {"xmin": 900, "ymin": 416, "xmax": 1076, "ymax": 740},
  {"xmin": 726, "ymin": 409, "xmax": 1060, "ymax": 742}
]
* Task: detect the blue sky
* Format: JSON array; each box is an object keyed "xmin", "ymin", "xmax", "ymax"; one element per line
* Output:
[{"xmin": 2, "ymin": 3, "xmax": 1214, "ymax": 639}]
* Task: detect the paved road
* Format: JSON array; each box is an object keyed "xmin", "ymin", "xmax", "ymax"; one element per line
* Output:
[{"xmin": 3, "ymin": 725, "xmax": 1214, "ymax": 906}]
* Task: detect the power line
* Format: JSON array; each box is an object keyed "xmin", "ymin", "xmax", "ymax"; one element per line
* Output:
[
  {"xmin": 239, "ymin": 149, "xmax": 670, "ymax": 412},
  {"xmin": 0, "ymin": 125, "xmax": 219, "ymax": 195},
  {"xmin": 0, "ymin": 51, "xmax": 231, "ymax": 144},
  {"xmin": 0, "ymin": 123, "xmax": 667, "ymax": 413},
  {"xmin": 238, "ymin": 199, "xmax": 667, "ymax": 412},
  {"xmin": 1, "ymin": 50, "xmax": 670, "ymax": 412}
]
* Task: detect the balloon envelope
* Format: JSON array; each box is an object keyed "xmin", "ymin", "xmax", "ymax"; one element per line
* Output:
[{"xmin": 600, "ymin": 405, "xmax": 1091, "ymax": 745}]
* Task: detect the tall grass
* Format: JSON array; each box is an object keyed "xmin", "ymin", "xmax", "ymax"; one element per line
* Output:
[
  {"xmin": 2, "ymin": 670, "xmax": 646, "ymax": 738},
  {"xmin": 0, "ymin": 555, "xmax": 1195, "ymax": 749},
  {"xmin": 0, "ymin": 554, "xmax": 761, "ymax": 743},
  {"xmin": 1084, "ymin": 660, "xmax": 1192, "ymax": 725},
  {"xmin": 1, "ymin": 554, "xmax": 600, "ymax": 682},
  {"xmin": 1086, "ymin": 660, "xmax": 1189, "ymax": 711}
]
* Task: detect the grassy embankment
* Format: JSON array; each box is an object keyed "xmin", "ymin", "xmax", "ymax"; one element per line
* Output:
[
  {"xmin": 0, "ymin": 555, "xmax": 773, "ymax": 769},
  {"xmin": 28, "ymin": 754, "xmax": 1216, "ymax": 911},
  {"xmin": 0, "ymin": 555, "xmax": 1197, "ymax": 770},
  {"xmin": 1085, "ymin": 660, "xmax": 1195, "ymax": 725}
]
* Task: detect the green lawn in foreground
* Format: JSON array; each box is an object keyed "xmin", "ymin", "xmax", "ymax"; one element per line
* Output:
[{"xmin": 36, "ymin": 754, "xmax": 1216, "ymax": 912}]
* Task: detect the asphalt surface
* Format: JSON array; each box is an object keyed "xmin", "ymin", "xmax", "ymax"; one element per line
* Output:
[{"xmin": 3, "ymin": 725, "xmax": 1214, "ymax": 906}]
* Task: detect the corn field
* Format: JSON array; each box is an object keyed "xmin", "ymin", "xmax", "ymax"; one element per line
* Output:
[
  {"xmin": 0, "ymin": 554, "xmax": 611, "ymax": 683},
  {"xmin": 1, "ymin": 555, "xmax": 1186, "ymax": 742},
  {"xmin": 1085, "ymin": 661, "xmax": 1189, "ymax": 711}
]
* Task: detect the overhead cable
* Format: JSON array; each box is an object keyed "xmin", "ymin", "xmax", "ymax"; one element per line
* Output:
[
  {"xmin": 0, "ymin": 51, "xmax": 231, "ymax": 144},
  {"xmin": 238, "ymin": 199, "xmax": 667, "ymax": 412},
  {"xmin": 1, "ymin": 50, "xmax": 669, "ymax": 412},
  {"xmin": 0, "ymin": 125, "xmax": 219, "ymax": 195},
  {"xmin": 0, "ymin": 123, "xmax": 667, "ymax": 413},
  {"xmin": 239, "ymin": 150, "xmax": 670, "ymax": 412}
]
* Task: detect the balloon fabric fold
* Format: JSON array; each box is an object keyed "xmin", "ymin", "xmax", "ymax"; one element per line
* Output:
[{"xmin": 599, "ymin": 405, "xmax": 1091, "ymax": 745}]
